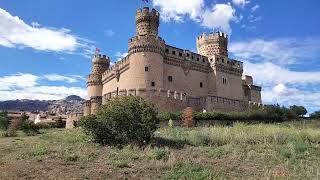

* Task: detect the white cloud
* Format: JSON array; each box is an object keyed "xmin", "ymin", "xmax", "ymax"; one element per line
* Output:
[
  {"xmin": 43, "ymin": 74, "xmax": 81, "ymax": 83},
  {"xmin": 230, "ymin": 38, "xmax": 320, "ymax": 64},
  {"xmin": 231, "ymin": 37, "xmax": 320, "ymax": 112},
  {"xmin": 114, "ymin": 51, "xmax": 129, "ymax": 61},
  {"xmin": 248, "ymin": 14, "xmax": 262, "ymax": 23},
  {"xmin": 251, "ymin": 5, "xmax": 260, "ymax": 12},
  {"xmin": 153, "ymin": 1, "xmax": 237, "ymax": 34},
  {"xmin": 232, "ymin": 0, "xmax": 250, "ymax": 8},
  {"xmin": 201, "ymin": 4, "xmax": 236, "ymax": 34},
  {"xmin": 153, "ymin": 0, "xmax": 204, "ymax": 22},
  {"xmin": 245, "ymin": 61, "xmax": 320, "ymax": 112},
  {"xmin": 0, "ymin": 73, "xmax": 86, "ymax": 100},
  {"xmin": 0, "ymin": 73, "xmax": 38, "ymax": 90},
  {"xmin": 104, "ymin": 30, "xmax": 115, "ymax": 37},
  {"xmin": 243, "ymin": 61, "xmax": 320, "ymax": 87},
  {"xmin": 262, "ymin": 84, "xmax": 320, "ymax": 113},
  {"xmin": 0, "ymin": 8, "xmax": 94, "ymax": 55},
  {"xmin": 0, "ymin": 86, "xmax": 86, "ymax": 101}
]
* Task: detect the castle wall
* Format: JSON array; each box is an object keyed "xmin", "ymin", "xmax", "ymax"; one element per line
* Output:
[
  {"xmin": 163, "ymin": 64, "xmax": 208, "ymax": 97},
  {"xmin": 84, "ymin": 7, "xmax": 263, "ymax": 115},
  {"xmin": 250, "ymin": 86, "xmax": 262, "ymax": 104},
  {"xmin": 66, "ymin": 113, "xmax": 83, "ymax": 129},
  {"xmin": 102, "ymin": 51, "xmax": 164, "ymax": 95},
  {"xmin": 215, "ymin": 71, "xmax": 244, "ymax": 100}
]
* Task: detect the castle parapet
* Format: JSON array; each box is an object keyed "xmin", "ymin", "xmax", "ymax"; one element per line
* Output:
[
  {"xmin": 128, "ymin": 35, "xmax": 165, "ymax": 55},
  {"xmin": 208, "ymin": 56, "xmax": 243, "ymax": 76},
  {"xmin": 135, "ymin": 7, "xmax": 160, "ymax": 36},
  {"xmin": 197, "ymin": 32, "xmax": 228, "ymax": 57},
  {"xmin": 87, "ymin": 73, "xmax": 102, "ymax": 86}
]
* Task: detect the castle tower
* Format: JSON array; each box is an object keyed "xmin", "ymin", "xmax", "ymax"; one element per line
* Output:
[
  {"xmin": 196, "ymin": 32, "xmax": 228, "ymax": 58},
  {"xmin": 86, "ymin": 54, "xmax": 110, "ymax": 114},
  {"xmin": 127, "ymin": 7, "xmax": 165, "ymax": 90},
  {"xmin": 135, "ymin": 7, "xmax": 160, "ymax": 36}
]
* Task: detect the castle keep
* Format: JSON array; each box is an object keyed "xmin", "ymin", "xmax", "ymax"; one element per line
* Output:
[{"xmin": 84, "ymin": 7, "xmax": 262, "ymax": 115}]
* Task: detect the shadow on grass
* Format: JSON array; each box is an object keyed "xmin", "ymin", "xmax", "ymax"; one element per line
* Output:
[{"xmin": 151, "ymin": 137, "xmax": 189, "ymax": 149}]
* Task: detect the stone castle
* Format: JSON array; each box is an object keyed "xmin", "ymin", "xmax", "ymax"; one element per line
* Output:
[{"xmin": 84, "ymin": 7, "xmax": 262, "ymax": 115}]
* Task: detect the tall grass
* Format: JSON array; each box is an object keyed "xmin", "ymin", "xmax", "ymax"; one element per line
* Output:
[{"xmin": 158, "ymin": 123, "xmax": 320, "ymax": 147}]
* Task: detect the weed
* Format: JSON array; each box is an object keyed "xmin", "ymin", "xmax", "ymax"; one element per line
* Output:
[{"xmin": 165, "ymin": 162, "xmax": 215, "ymax": 180}]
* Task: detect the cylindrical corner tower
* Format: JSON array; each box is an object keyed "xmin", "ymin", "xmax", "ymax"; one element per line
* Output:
[
  {"xmin": 126, "ymin": 7, "xmax": 165, "ymax": 90},
  {"xmin": 135, "ymin": 7, "xmax": 160, "ymax": 36},
  {"xmin": 86, "ymin": 54, "xmax": 110, "ymax": 115},
  {"xmin": 196, "ymin": 32, "xmax": 228, "ymax": 57}
]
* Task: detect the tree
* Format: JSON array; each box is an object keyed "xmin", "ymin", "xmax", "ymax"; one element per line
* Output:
[
  {"xmin": 289, "ymin": 105, "xmax": 307, "ymax": 117},
  {"xmin": 80, "ymin": 96, "xmax": 159, "ymax": 146},
  {"xmin": 182, "ymin": 107, "xmax": 194, "ymax": 128},
  {"xmin": 310, "ymin": 111, "xmax": 320, "ymax": 119},
  {"xmin": 0, "ymin": 111, "xmax": 10, "ymax": 130}
]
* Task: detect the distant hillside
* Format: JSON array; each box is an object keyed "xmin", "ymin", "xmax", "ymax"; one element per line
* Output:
[
  {"xmin": 0, "ymin": 95, "xmax": 85, "ymax": 113},
  {"xmin": 64, "ymin": 95, "xmax": 84, "ymax": 102}
]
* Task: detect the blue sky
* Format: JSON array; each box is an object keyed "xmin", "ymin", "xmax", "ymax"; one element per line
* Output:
[{"xmin": 0, "ymin": 0, "xmax": 319, "ymax": 113}]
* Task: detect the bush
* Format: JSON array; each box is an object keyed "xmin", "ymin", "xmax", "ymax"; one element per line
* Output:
[
  {"xmin": 80, "ymin": 96, "xmax": 159, "ymax": 146},
  {"xmin": 310, "ymin": 111, "xmax": 320, "ymax": 119},
  {"xmin": 35, "ymin": 122, "xmax": 59, "ymax": 129},
  {"xmin": 56, "ymin": 117, "xmax": 65, "ymax": 128},
  {"xmin": 0, "ymin": 111, "xmax": 10, "ymax": 130},
  {"xmin": 289, "ymin": 105, "xmax": 307, "ymax": 117},
  {"xmin": 157, "ymin": 112, "xmax": 181, "ymax": 122},
  {"xmin": 182, "ymin": 107, "xmax": 194, "ymax": 128},
  {"xmin": 21, "ymin": 121, "xmax": 40, "ymax": 136}
]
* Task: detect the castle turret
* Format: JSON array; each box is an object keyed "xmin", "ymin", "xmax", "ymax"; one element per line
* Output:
[
  {"xmin": 196, "ymin": 32, "xmax": 228, "ymax": 58},
  {"xmin": 135, "ymin": 7, "xmax": 160, "ymax": 36},
  {"xmin": 86, "ymin": 54, "xmax": 110, "ymax": 115}
]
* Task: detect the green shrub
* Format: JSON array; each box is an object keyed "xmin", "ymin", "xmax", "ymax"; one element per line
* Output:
[
  {"xmin": 21, "ymin": 121, "xmax": 40, "ymax": 136},
  {"xmin": 80, "ymin": 96, "xmax": 159, "ymax": 146},
  {"xmin": 35, "ymin": 122, "xmax": 58, "ymax": 129},
  {"xmin": 158, "ymin": 112, "xmax": 181, "ymax": 121},
  {"xmin": 310, "ymin": 111, "xmax": 320, "ymax": 119},
  {"xmin": 0, "ymin": 111, "xmax": 10, "ymax": 130},
  {"xmin": 56, "ymin": 117, "xmax": 65, "ymax": 128},
  {"xmin": 289, "ymin": 105, "xmax": 307, "ymax": 117}
]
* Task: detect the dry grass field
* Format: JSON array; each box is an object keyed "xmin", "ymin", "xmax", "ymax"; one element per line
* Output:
[{"xmin": 0, "ymin": 120, "xmax": 320, "ymax": 179}]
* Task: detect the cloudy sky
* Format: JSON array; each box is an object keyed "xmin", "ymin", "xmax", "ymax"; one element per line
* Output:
[{"xmin": 0, "ymin": 0, "xmax": 319, "ymax": 113}]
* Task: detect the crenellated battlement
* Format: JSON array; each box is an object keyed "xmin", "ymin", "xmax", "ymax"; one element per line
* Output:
[
  {"xmin": 128, "ymin": 35, "xmax": 165, "ymax": 55},
  {"xmin": 102, "ymin": 56, "xmax": 130, "ymax": 83},
  {"xmin": 207, "ymin": 55, "xmax": 243, "ymax": 76},
  {"xmin": 197, "ymin": 31, "xmax": 228, "ymax": 57},
  {"xmin": 136, "ymin": 7, "xmax": 160, "ymax": 18},
  {"xmin": 91, "ymin": 54, "xmax": 110, "ymax": 75},
  {"xmin": 197, "ymin": 32, "xmax": 228, "ymax": 41},
  {"xmin": 66, "ymin": 113, "xmax": 83, "ymax": 119},
  {"xmin": 102, "ymin": 88, "xmax": 188, "ymax": 102},
  {"xmin": 87, "ymin": 73, "xmax": 102, "ymax": 86},
  {"xmin": 135, "ymin": 7, "xmax": 160, "ymax": 36},
  {"xmin": 92, "ymin": 54, "xmax": 110, "ymax": 63}
]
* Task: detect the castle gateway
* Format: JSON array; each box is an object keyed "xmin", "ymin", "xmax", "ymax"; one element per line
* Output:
[{"xmin": 84, "ymin": 7, "xmax": 262, "ymax": 115}]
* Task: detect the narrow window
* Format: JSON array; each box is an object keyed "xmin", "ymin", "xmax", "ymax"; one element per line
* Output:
[
  {"xmin": 197, "ymin": 57, "xmax": 199, "ymax": 61},
  {"xmin": 145, "ymin": 66, "xmax": 149, "ymax": 72},
  {"xmin": 187, "ymin": 54, "xmax": 190, "ymax": 57},
  {"xmin": 179, "ymin": 52, "xmax": 183, "ymax": 56},
  {"xmin": 200, "ymin": 82, "xmax": 203, "ymax": 88},
  {"xmin": 172, "ymin": 51, "xmax": 176, "ymax": 55},
  {"xmin": 165, "ymin": 49, "xmax": 169, "ymax": 53},
  {"xmin": 151, "ymin": 82, "xmax": 155, "ymax": 87},
  {"xmin": 168, "ymin": 76, "xmax": 173, "ymax": 82}
]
